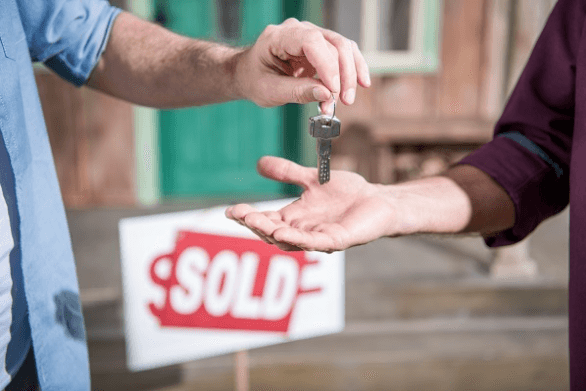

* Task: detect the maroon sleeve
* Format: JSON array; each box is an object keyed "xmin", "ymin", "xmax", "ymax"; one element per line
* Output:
[{"xmin": 458, "ymin": 0, "xmax": 585, "ymax": 246}]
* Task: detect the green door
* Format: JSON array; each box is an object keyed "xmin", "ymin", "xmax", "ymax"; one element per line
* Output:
[{"xmin": 157, "ymin": 0, "xmax": 284, "ymax": 198}]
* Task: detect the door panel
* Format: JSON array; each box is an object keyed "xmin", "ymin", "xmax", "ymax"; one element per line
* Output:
[{"xmin": 157, "ymin": 0, "xmax": 283, "ymax": 198}]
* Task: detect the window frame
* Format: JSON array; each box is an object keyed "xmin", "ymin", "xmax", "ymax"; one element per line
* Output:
[{"xmin": 343, "ymin": 0, "xmax": 442, "ymax": 74}]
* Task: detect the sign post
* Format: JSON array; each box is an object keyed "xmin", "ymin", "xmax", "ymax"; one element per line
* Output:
[
  {"xmin": 119, "ymin": 199, "xmax": 345, "ymax": 373},
  {"xmin": 234, "ymin": 350, "xmax": 249, "ymax": 391}
]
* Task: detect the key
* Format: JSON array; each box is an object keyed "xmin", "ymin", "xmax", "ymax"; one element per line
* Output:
[{"xmin": 309, "ymin": 113, "xmax": 341, "ymax": 184}]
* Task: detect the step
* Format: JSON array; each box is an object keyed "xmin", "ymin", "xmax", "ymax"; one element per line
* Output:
[
  {"xmin": 81, "ymin": 277, "xmax": 569, "ymax": 343},
  {"xmin": 84, "ymin": 296, "xmax": 569, "ymax": 390},
  {"xmin": 81, "ymin": 278, "xmax": 568, "ymax": 376},
  {"xmin": 346, "ymin": 278, "xmax": 568, "ymax": 322},
  {"xmin": 170, "ymin": 316, "xmax": 569, "ymax": 391}
]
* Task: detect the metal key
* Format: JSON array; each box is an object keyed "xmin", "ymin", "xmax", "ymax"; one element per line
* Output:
[{"xmin": 309, "ymin": 106, "xmax": 341, "ymax": 184}]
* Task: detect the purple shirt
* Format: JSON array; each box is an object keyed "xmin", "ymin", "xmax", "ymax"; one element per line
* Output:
[{"xmin": 459, "ymin": 0, "xmax": 586, "ymax": 387}]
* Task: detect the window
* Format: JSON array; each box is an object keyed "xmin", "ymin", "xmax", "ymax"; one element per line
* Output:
[{"xmin": 324, "ymin": 0, "xmax": 441, "ymax": 73}]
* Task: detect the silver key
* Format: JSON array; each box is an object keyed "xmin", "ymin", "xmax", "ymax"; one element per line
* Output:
[{"xmin": 309, "ymin": 113, "xmax": 341, "ymax": 184}]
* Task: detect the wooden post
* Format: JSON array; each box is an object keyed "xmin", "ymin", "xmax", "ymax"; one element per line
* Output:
[
  {"xmin": 234, "ymin": 350, "xmax": 250, "ymax": 391},
  {"xmin": 491, "ymin": 238, "xmax": 538, "ymax": 279}
]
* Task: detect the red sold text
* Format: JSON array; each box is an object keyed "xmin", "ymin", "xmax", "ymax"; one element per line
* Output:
[{"xmin": 148, "ymin": 231, "xmax": 322, "ymax": 333}]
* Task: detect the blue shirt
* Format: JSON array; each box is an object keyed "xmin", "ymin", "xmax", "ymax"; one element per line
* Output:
[{"xmin": 0, "ymin": 0, "xmax": 121, "ymax": 389}]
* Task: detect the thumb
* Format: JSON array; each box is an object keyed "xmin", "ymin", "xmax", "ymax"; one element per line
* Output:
[
  {"xmin": 266, "ymin": 75, "xmax": 332, "ymax": 105},
  {"xmin": 257, "ymin": 156, "xmax": 315, "ymax": 189}
]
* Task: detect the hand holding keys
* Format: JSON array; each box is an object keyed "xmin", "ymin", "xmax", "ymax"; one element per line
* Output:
[{"xmin": 309, "ymin": 99, "xmax": 340, "ymax": 184}]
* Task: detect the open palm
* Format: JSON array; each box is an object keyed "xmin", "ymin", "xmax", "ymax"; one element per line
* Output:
[{"xmin": 225, "ymin": 156, "xmax": 396, "ymax": 252}]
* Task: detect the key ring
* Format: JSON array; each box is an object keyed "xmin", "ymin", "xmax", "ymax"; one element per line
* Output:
[{"xmin": 318, "ymin": 93, "xmax": 336, "ymax": 120}]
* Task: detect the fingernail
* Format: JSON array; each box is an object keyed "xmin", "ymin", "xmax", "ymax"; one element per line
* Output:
[
  {"xmin": 320, "ymin": 100, "xmax": 333, "ymax": 116},
  {"xmin": 344, "ymin": 88, "xmax": 356, "ymax": 104},
  {"xmin": 332, "ymin": 75, "xmax": 340, "ymax": 92},
  {"xmin": 313, "ymin": 87, "xmax": 330, "ymax": 101},
  {"xmin": 365, "ymin": 73, "xmax": 371, "ymax": 86}
]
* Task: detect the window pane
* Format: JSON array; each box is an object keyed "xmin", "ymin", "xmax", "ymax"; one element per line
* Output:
[
  {"xmin": 378, "ymin": 0, "xmax": 410, "ymax": 51},
  {"xmin": 324, "ymin": 0, "xmax": 362, "ymax": 47}
]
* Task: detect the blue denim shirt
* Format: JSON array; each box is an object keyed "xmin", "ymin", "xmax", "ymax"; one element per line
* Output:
[{"xmin": 0, "ymin": 0, "xmax": 121, "ymax": 389}]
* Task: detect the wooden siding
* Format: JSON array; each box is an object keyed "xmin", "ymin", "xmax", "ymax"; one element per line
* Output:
[
  {"xmin": 333, "ymin": 0, "xmax": 556, "ymax": 184},
  {"xmin": 36, "ymin": 71, "xmax": 136, "ymax": 207}
]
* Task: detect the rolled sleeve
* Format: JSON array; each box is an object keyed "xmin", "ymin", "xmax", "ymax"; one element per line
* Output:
[
  {"xmin": 458, "ymin": 0, "xmax": 582, "ymax": 247},
  {"xmin": 17, "ymin": 0, "xmax": 122, "ymax": 86}
]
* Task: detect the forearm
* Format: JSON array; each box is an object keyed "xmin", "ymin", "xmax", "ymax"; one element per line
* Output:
[
  {"xmin": 384, "ymin": 164, "xmax": 515, "ymax": 237},
  {"xmin": 87, "ymin": 12, "xmax": 243, "ymax": 108}
]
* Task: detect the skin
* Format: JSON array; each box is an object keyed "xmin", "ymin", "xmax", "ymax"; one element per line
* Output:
[
  {"xmin": 225, "ymin": 157, "xmax": 516, "ymax": 252},
  {"xmin": 87, "ymin": 12, "xmax": 371, "ymax": 112}
]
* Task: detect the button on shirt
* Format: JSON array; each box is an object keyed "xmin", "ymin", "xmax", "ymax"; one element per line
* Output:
[
  {"xmin": 459, "ymin": 0, "xmax": 586, "ymax": 388},
  {"xmin": 0, "ymin": 0, "xmax": 120, "ymax": 389}
]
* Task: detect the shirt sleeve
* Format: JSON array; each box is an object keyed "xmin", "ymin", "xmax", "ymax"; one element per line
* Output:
[
  {"xmin": 458, "ymin": 0, "xmax": 585, "ymax": 247},
  {"xmin": 16, "ymin": 0, "xmax": 122, "ymax": 86}
]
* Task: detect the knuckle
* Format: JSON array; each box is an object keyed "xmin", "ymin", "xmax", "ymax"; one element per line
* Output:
[
  {"xmin": 284, "ymin": 17, "xmax": 299, "ymax": 25},
  {"xmin": 261, "ymin": 24, "xmax": 277, "ymax": 37},
  {"xmin": 273, "ymin": 229, "xmax": 288, "ymax": 243},
  {"xmin": 329, "ymin": 229, "xmax": 345, "ymax": 250},
  {"xmin": 336, "ymin": 37, "xmax": 353, "ymax": 52},
  {"xmin": 350, "ymin": 40, "xmax": 359, "ymax": 50},
  {"xmin": 304, "ymin": 29, "xmax": 324, "ymax": 44},
  {"xmin": 291, "ymin": 85, "xmax": 307, "ymax": 104},
  {"xmin": 243, "ymin": 213, "xmax": 257, "ymax": 226},
  {"xmin": 289, "ymin": 219, "xmax": 301, "ymax": 229},
  {"xmin": 280, "ymin": 211, "xmax": 294, "ymax": 224}
]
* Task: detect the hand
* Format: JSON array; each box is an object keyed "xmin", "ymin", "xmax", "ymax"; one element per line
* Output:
[
  {"xmin": 225, "ymin": 156, "xmax": 397, "ymax": 252},
  {"xmin": 234, "ymin": 18, "xmax": 371, "ymax": 113}
]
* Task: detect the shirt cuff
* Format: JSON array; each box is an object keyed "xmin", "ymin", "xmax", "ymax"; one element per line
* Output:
[{"xmin": 458, "ymin": 135, "xmax": 569, "ymax": 247}]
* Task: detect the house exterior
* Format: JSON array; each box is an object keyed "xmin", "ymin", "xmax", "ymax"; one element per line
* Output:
[{"xmin": 36, "ymin": 0, "xmax": 555, "ymax": 207}]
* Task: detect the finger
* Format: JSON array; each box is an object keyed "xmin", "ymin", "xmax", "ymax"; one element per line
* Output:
[
  {"xmin": 241, "ymin": 210, "xmax": 302, "ymax": 251},
  {"xmin": 274, "ymin": 242, "xmax": 304, "ymax": 252},
  {"xmin": 257, "ymin": 156, "xmax": 315, "ymax": 189},
  {"xmin": 273, "ymin": 227, "xmax": 340, "ymax": 252},
  {"xmin": 289, "ymin": 218, "xmax": 323, "ymax": 231},
  {"xmin": 264, "ymin": 73, "xmax": 332, "ymax": 105},
  {"xmin": 319, "ymin": 96, "xmax": 337, "ymax": 116},
  {"xmin": 351, "ymin": 40, "xmax": 371, "ymax": 88},
  {"xmin": 228, "ymin": 204, "xmax": 259, "ymax": 225},
  {"xmin": 263, "ymin": 211, "xmax": 283, "ymax": 222},
  {"xmin": 225, "ymin": 206, "xmax": 236, "ymax": 219},
  {"xmin": 278, "ymin": 27, "xmax": 341, "ymax": 93},
  {"xmin": 225, "ymin": 206, "xmax": 245, "ymax": 226},
  {"xmin": 319, "ymin": 29, "xmax": 357, "ymax": 105},
  {"xmin": 250, "ymin": 226, "xmax": 273, "ymax": 244},
  {"xmin": 244, "ymin": 212, "xmax": 285, "ymax": 238}
]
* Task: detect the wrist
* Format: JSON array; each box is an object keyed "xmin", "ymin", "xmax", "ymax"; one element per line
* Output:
[
  {"xmin": 377, "ymin": 176, "xmax": 472, "ymax": 237},
  {"xmin": 375, "ymin": 183, "xmax": 422, "ymax": 237},
  {"xmin": 226, "ymin": 46, "xmax": 248, "ymax": 101},
  {"xmin": 186, "ymin": 40, "xmax": 246, "ymax": 103}
]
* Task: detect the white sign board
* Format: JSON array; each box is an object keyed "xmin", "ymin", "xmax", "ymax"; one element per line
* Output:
[{"xmin": 119, "ymin": 199, "xmax": 345, "ymax": 371}]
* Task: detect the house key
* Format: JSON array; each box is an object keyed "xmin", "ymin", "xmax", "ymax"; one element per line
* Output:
[{"xmin": 309, "ymin": 100, "xmax": 341, "ymax": 184}]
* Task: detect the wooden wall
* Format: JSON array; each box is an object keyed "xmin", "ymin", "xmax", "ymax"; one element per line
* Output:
[
  {"xmin": 36, "ymin": 71, "xmax": 136, "ymax": 207},
  {"xmin": 333, "ymin": 0, "xmax": 556, "ymax": 184}
]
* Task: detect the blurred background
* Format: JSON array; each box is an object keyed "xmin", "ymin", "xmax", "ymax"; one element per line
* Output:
[{"xmin": 35, "ymin": 0, "xmax": 569, "ymax": 390}]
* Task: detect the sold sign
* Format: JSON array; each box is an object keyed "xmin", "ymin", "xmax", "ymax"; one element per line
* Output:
[
  {"xmin": 148, "ymin": 231, "xmax": 321, "ymax": 333},
  {"xmin": 119, "ymin": 201, "xmax": 344, "ymax": 371}
]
